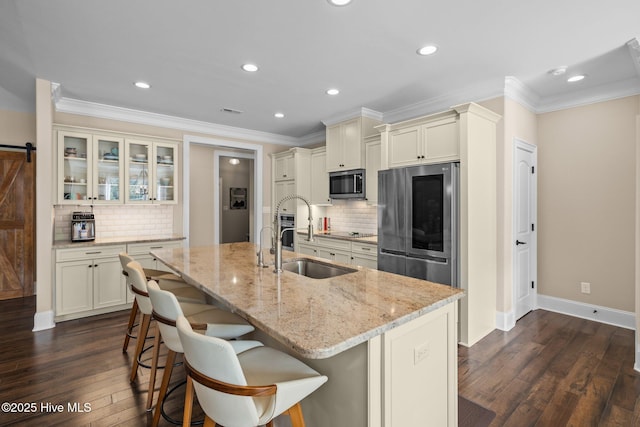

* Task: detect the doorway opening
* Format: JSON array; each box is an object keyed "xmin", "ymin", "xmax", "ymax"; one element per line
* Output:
[
  {"xmin": 218, "ymin": 154, "xmax": 254, "ymax": 243},
  {"xmin": 183, "ymin": 135, "xmax": 263, "ymax": 247}
]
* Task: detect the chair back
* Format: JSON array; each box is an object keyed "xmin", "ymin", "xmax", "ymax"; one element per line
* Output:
[
  {"xmin": 124, "ymin": 260, "xmax": 153, "ymax": 315},
  {"xmin": 147, "ymin": 281, "xmax": 184, "ymax": 353},
  {"xmin": 176, "ymin": 316, "xmax": 261, "ymax": 426}
]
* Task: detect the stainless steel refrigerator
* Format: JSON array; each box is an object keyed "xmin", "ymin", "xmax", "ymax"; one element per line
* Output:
[{"xmin": 377, "ymin": 162, "xmax": 459, "ymax": 287}]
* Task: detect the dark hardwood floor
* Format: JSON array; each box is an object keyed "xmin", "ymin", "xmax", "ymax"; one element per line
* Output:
[
  {"xmin": 1, "ymin": 297, "xmax": 640, "ymax": 426},
  {"xmin": 459, "ymin": 309, "xmax": 640, "ymax": 426}
]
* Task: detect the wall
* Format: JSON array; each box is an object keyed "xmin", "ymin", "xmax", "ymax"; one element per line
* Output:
[
  {"xmin": 0, "ymin": 108, "xmax": 35, "ymax": 146},
  {"xmin": 189, "ymin": 144, "xmax": 215, "ymax": 246},
  {"xmin": 537, "ymin": 96, "xmax": 639, "ymax": 312},
  {"xmin": 324, "ymin": 200, "xmax": 377, "ymax": 234}
]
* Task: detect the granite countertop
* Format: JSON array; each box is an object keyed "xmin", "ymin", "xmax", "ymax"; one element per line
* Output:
[
  {"xmin": 53, "ymin": 235, "xmax": 185, "ymax": 249},
  {"xmin": 297, "ymin": 230, "xmax": 378, "ymax": 244},
  {"xmin": 152, "ymin": 242, "xmax": 463, "ymax": 359}
]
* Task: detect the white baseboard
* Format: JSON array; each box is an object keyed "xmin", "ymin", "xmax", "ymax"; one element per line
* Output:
[
  {"xmin": 32, "ymin": 310, "xmax": 56, "ymax": 331},
  {"xmin": 496, "ymin": 310, "xmax": 516, "ymax": 331},
  {"xmin": 537, "ymin": 294, "xmax": 635, "ymax": 330}
]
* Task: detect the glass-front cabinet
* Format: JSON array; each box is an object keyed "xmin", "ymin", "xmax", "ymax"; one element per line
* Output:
[
  {"xmin": 57, "ymin": 131, "xmax": 124, "ymax": 205},
  {"xmin": 125, "ymin": 139, "xmax": 177, "ymax": 204}
]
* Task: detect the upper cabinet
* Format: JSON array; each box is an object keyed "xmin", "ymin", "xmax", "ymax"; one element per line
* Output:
[
  {"xmin": 310, "ymin": 147, "xmax": 331, "ymax": 205},
  {"xmin": 364, "ymin": 134, "xmax": 381, "ymax": 205},
  {"xmin": 325, "ymin": 115, "xmax": 382, "ymax": 172},
  {"xmin": 274, "ymin": 152, "xmax": 295, "ymax": 181},
  {"xmin": 58, "ymin": 130, "xmax": 124, "ymax": 205},
  {"xmin": 270, "ymin": 148, "xmax": 311, "ymax": 215},
  {"xmin": 56, "ymin": 127, "xmax": 178, "ymax": 205},
  {"xmin": 386, "ymin": 115, "xmax": 458, "ymax": 168},
  {"xmin": 125, "ymin": 140, "xmax": 178, "ymax": 204}
]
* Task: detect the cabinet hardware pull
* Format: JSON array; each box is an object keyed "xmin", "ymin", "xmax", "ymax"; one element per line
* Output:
[
  {"xmin": 85, "ymin": 251, "xmax": 101, "ymax": 254},
  {"xmin": 516, "ymin": 240, "xmax": 526, "ymax": 245},
  {"xmin": 150, "ymin": 246, "xmax": 163, "ymax": 249},
  {"xmin": 421, "ymin": 155, "xmax": 425, "ymax": 159},
  {"xmin": 88, "ymin": 265, "xmax": 93, "ymax": 268},
  {"xmin": 361, "ymin": 247, "xmax": 370, "ymax": 251},
  {"xmin": 330, "ymin": 252, "xmax": 335, "ymax": 256},
  {"xmin": 94, "ymin": 264, "xmax": 98, "ymax": 267}
]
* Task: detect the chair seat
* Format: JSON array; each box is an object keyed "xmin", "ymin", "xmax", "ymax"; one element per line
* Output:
[
  {"xmin": 162, "ymin": 282, "xmax": 207, "ymax": 304},
  {"xmin": 180, "ymin": 302, "xmax": 255, "ymax": 339},
  {"xmin": 238, "ymin": 346, "xmax": 328, "ymax": 423},
  {"xmin": 143, "ymin": 267, "xmax": 183, "ymax": 282}
]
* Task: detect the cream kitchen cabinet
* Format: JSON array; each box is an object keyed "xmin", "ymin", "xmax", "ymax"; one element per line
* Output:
[
  {"xmin": 295, "ymin": 236, "xmax": 378, "ymax": 268},
  {"xmin": 310, "ymin": 147, "xmax": 332, "ymax": 205},
  {"xmin": 57, "ymin": 130, "xmax": 125, "ymax": 204},
  {"xmin": 271, "ymin": 148, "xmax": 311, "ymax": 217},
  {"xmin": 350, "ymin": 241, "xmax": 378, "ymax": 268},
  {"xmin": 274, "ymin": 152, "xmax": 295, "ymax": 181},
  {"xmin": 364, "ymin": 134, "xmax": 381, "ymax": 205},
  {"xmin": 55, "ymin": 244, "xmax": 127, "ymax": 321},
  {"xmin": 125, "ymin": 139, "xmax": 178, "ymax": 204},
  {"xmin": 325, "ymin": 115, "xmax": 382, "ymax": 172},
  {"xmin": 385, "ymin": 114, "xmax": 458, "ymax": 169},
  {"xmin": 125, "ymin": 240, "xmax": 183, "ymax": 303}
]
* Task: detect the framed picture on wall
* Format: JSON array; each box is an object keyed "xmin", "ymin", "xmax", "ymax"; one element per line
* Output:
[{"xmin": 230, "ymin": 187, "xmax": 247, "ymax": 210}]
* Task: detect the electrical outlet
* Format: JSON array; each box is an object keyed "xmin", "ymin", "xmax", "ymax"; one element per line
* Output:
[
  {"xmin": 580, "ymin": 282, "xmax": 591, "ymax": 294},
  {"xmin": 414, "ymin": 342, "xmax": 430, "ymax": 364}
]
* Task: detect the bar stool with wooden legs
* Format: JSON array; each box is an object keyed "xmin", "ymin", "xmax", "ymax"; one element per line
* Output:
[
  {"xmin": 177, "ymin": 316, "xmax": 328, "ymax": 427},
  {"xmin": 120, "ymin": 252, "xmax": 207, "ymax": 354},
  {"xmin": 146, "ymin": 281, "xmax": 261, "ymax": 426}
]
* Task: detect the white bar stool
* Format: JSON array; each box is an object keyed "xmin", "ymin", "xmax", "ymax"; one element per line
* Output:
[{"xmin": 177, "ymin": 316, "xmax": 328, "ymax": 427}]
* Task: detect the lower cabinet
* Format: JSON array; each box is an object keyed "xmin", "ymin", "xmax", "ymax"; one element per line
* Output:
[
  {"xmin": 55, "ymin": 244, "xmax": 127, "ymax": 320},
  {"xmin": 296, "ymin": 236, "xmax": 377, "ymax": 268},
  {"xmin": 125, "ymin": 240, "xmax": 183, "ymax": 302}
]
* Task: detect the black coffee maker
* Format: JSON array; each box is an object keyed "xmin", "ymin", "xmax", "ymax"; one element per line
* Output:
[{"xmin": 71, "ymin": 212, "xmax": 96, "ymax": 242}]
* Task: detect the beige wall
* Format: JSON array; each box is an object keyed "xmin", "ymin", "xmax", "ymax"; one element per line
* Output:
[
  {"xmin": 189, "ymin": 144, "xmax": 216, "ymax": 246},
  {"xmin": 0, "ymin": 108, "xmax": 36, "ymax": 146},
  {"xmin": 537, "ymin": 96, "xmax": 639, "ymax": 312}
]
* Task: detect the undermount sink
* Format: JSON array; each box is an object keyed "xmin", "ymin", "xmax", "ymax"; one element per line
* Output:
[{"xmin": 281, "ymin": 258, "xmax": 357, "ymax": 279}]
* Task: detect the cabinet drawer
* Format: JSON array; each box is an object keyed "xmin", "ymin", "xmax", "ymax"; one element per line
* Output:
[
  {"xmin": 314, "ymin": 237, "xmax": 352, "ymax": 251},
  {"xmin": 56, "ymin": 244, "xmax": 126, "ymax": 262},
  {"xmin": 351, "ymin": 242, "xmax": 377, "ymax": 256},
  {"xmin": 127, "ymin": 240, "xmax": 182, "ymax": 255}
]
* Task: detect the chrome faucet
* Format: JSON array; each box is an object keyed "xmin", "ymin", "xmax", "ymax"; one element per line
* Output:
[
  {"xmin": 273, "ymin": 194, "xmax": 314, "ymax": 273},
  {"xmin": 257, "ymin": 225, "xmax": 274, "ymax": 267}
]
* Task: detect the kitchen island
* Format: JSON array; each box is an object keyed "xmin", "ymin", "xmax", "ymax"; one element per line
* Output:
[{"xmin": 152, "ymin": 242, "xmax": 464, "ymax": 427}]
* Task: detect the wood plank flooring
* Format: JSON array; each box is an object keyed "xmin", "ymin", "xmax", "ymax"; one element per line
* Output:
[
  {"xmin": 1, "ymin": 297, "xmax": 640, "ymax": 426},
  {"xmin": 458, "ymin": 309, "xmax": 640, "ymax": 426}
]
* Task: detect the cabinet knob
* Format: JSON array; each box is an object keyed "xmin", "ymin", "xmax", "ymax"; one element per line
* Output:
[{"xmin": 421, "ymin": 155, "xmax": 425, "ymax": 159}]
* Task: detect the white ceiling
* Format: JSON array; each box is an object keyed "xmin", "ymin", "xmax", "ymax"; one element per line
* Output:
[{"xmin": 1, "ymin": 0, "xmax": 639, "ymax": 143}]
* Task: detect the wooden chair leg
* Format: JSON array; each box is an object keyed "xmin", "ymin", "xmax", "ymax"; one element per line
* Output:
[
  {"xmin": 130, "ymin": 313, "xmax": 151, "ymax": 382},
  {"xmin": 182, "ymin": 376, "xmax": 194, "ymax": 427},
  {"xmin": 151, "ymin": 349, "xmax": 176, "ymax": 427},
  {"xmin": 122, "ymin": 299, "xmax": 139, "ymax": 353},
  {"xmin": 146, "ymin": 322, "xmax": 163, "ymax": 410},
  {"xmin": 287, "ymin": 402, "xmax": 306, "ymax": 427},
  {"xmin": 203, "ymin": 416, "xmax": 216, "ymax": 427}
]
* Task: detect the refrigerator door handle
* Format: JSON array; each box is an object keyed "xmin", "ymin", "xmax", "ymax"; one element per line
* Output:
[
  {"xmin": 407, "ymin": 253, "xmax": 449, "ymax": 264},
  {"xmin": 380, "ymin": 248, "xmax": 406, "ymax": 257}
]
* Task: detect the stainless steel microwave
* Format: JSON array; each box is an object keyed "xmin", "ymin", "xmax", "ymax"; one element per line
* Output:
[{"xmin": 329, "ymin": 169, "xmax": 366, "ymax": 199}]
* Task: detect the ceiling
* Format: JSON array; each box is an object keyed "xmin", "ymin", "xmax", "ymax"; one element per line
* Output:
[{"xmin": 1, "ymin": 0, "xmax": 639, "ymax": 143}]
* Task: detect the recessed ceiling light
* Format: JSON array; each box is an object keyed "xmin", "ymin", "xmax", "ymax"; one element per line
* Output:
[
  {"xmin": 228, "ymin": 158, "xmax": 240, "ymax": 165},
  {"xmin": 134, "ymin": 81, "xmax": 151, "ymax": 89},
  {"xmin": 548, "ymin": 66, "xmax": 567, "ymax": 76},
  {"xmin": 417, "ymin": 45, "xmax": 438, "ymax": 56},
  {"xmin": 326, "ymin": 88, "xmax": 340, "ymax": 96},
  {"xmin": 274, "ymin": 112, "xmax": 285, "ymax": 118},
  {"xmin": 567, "ymin": 74, "xmax": 586, "ymax": 83},
  {"xmin": 328, "ymin": 0, "xmax": 352, "ymax": 6},
  {"xmin": 241, "ymin": 63, "xmax": 259, "ymax": 72}
]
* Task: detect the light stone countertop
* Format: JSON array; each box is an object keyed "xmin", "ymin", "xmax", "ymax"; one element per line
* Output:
[
  {"xmin": 297, "ymin": 230, "xmax": 378, "ymax": 244},
  {"xmin": 152, "ymin": 242, "xmax": 464, "ymax": 359},
  {"xmin": 53, "ymin": 235, "xmax": 185, "ymax": 249}
]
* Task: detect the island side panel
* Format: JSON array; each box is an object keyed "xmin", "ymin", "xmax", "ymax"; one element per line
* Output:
[{"xmin": 382, "ymin": 302, "xmax": 458, "ymax": 427}]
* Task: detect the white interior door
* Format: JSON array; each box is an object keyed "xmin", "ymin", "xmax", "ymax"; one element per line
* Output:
[{"xmin": 513, "ymin": 140, "xmax": 537, "ymax": 320}]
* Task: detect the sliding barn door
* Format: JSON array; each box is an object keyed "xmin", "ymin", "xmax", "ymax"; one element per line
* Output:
[{"xmin": 0, "ymin": 150, "xmax": 35, "ymax": 300}]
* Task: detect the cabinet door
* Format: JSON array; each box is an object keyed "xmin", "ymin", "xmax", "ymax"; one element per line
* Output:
[
  {"xmin": 56, "ymin": 259, "xmax": 94, "ymax": 315},
  {"xmin": 423, "ymin": 119, "xmax": 459, "ymax": 164},
  {"xmin": 274, "ymin": 154, "xmax": 295, "ymax": 181},
  {"xmin": 325, "ymin": 124, "xmax": 343, "ymax": 172},
  {"xmin": 125, "ymin": 140, "xmax": 153, "ymax": 202},
  {"xmin": 93, "ymin": 257, "xmax": 127, "ymax": 309},
  {"xmin": 152, "ymin": 142, "xmax": 178, "ymax": 204},
  {"xmin": 351, "ymin": 254, "xmax": 378, "ymax": 269},
  {"xmin": 296, "ymin": 242, "xmax": 318, "ymax": 257},
  {"xmin": 93, "ymin": 135, "xmax": 124, "ymax": 204},
  {"xmin": 365, "ymin": 138, "xmax": 381, "ymax": 204},
  {"xmin": 388, "ymin": 125, "xmax": 423, "ymax": 168},
  {"xmin": 58, "ymin": 131, "xmax": 92, "ymax": 204},
  {"xmin": 340, "ymin": 118, "xmax": 362, "ymax": 170},
  {"xmin": 316, "ymin": 247, "xmax": 351, "ymax": 264},
  {"xmin": 275, "ymin": 181, "xmax": 296, "ymax": 213},
  {"xmin": 310, "ymin": 151, "xmax": 331, "ymax": 205}
]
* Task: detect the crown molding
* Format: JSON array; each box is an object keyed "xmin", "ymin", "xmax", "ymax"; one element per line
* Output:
[
  {"xmin": 503, "ymin": 76, "xmax": 539, "ymax": 113},
  {"xmin": 321, "ymin": 107, "xmax": 384, "ymax": 127},
  {"xmin": 382, "ymin": 79, "xmax": 504, "ymax": 124},
  {"xmin": 54, "ymin": 97, "xmax": 304, "ymax": 146},
  {"xmin": 627, "ymin": 37, "xmax": 640, "ymax": 77}
]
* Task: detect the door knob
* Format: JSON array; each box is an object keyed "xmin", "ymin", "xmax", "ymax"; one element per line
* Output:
[{"xmin": 516, "ymin": 240, "xmax": 526, "ymax": 245}]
